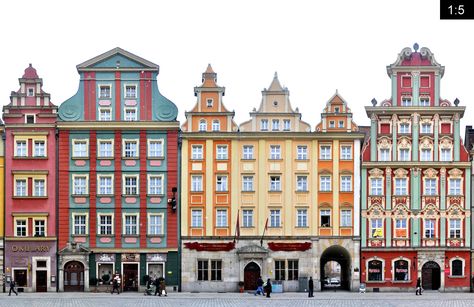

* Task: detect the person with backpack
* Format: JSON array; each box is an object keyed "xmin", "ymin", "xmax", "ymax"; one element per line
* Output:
[
  {"xmin": 111, "ymin": 272, "xmax": 121, "ymax": 294},
  {"xmin": 9, "ymin": 279, "xmax": 18, "ymax": 296}
]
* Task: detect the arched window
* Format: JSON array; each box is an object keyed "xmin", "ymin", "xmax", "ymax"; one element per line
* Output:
[
  {"xmin": 367, "ymin": 259, "xmax": 383, "ymax": 281},
  {"xmin": 212, "ymin": 120, "xmax": 220, "ymax": 131},
  {"xmin": 199, "ymin": 120, "xmax": 207, "ymax": 132},
  {"xmin": 451, "ymin": 259, "xmax": 463, "ymax": 276},
  {"xmin": 393, "ymin": 259, "xmax": 409, "ymax": 281}
]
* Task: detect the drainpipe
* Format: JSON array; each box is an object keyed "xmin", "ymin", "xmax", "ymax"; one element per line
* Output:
[
  {"xmin": 177, "ymin": 130, "xmax": 182, "ymax": 292},
  {"xmin": 55, "ymin": 127, "xmax": 59, "ymax": 292}
]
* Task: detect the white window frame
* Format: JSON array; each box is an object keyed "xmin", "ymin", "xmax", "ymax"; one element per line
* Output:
[
  {"xmin": 191, "ymin": 209, "xmax": 203, "ymax": 227},
  {"xmin": 371, "ymin": 218, "xmax": 383, "ymax": 238},
  {"xmin": 296, "ymin": 146, "xmax": 307, "ymax": 160},
  {"xmin": 420, "ymin": 148, "xmax": 432, "ymax": 161},
  {"xmin": 272, "ymin": 119, "xmax": 279, "ymax": 131},
  {"xmin": 260, "ymin": 119, "xmax": 268, "ymax": 131},
  {"xmin": 122, "ymin": 139, "xmax": 139, "ymax": 158},
  {"xmin": 399, "ymin": 123, "xmax": 410, "ymax": 134},
  {"xmin": 99, "ymin": 84, "xmax": 112, "ymax": 99},
  {"xmin": 199, "ymin": 119, "xmax": 207, "ymax": 131},
  {"xmin": 242, "ymin": 209, "xmax": 253, "ymax": 227},
  {"xmin": 320, "ymin": 145, "xmax": 331, "ymax": 160},
  {"xmin": 242, "ymin": 176, "xmax": 254, "ymax": 192},
  {"xmin": 424, "ymin": 219, "xmax": 435, "ymax": 238},
  {"xmin": 283, "ymin": 119, "xmax": 291, "ymax": 131},
  {"xmin": 123, "ymin": 214, "xmax": 139, "ymax": 235},
  {"xmin": 98, "ymin": 139, "xmax": 114, "ymax": 158},
  {"xmin": 216, "ymin": 145, "xmax": 228, "ymax": 160},
  {"xmin": 340, "ymin": 209, "xmax": 352, "ymax": 227},
  {"xmin": 33, "ymin": 178, "xmax": 46, "ymax": 197},
  {"xmin": 242, "ymin": 145, "xmax": 254, "ymax": 160},
  {"xmin": 148, "ymin": 214, "xmax": 164, "ymax": 235},
  {"xmin": 33, "ymin": 218, "xmax": 46, "ymax": 237},
  {"xmin": 341, "ymin": 145, "xmax": 352, "ymax": 160},
  {"xmin": 395, "ymin": 218, "xmax": 408, "ymax": 238},
  {"xmin": 379, "ymin": 148, "xmax": 390, "ymax": 161},
  {"xmin": 72, "ymin": 213, "xmax": 88, "ymax": 235},
  {"xmin": 320, "ymin": 176, "xmax": 331, "ymax": 192},
  {"xmin": 192, "ymin": 145, "xmax": 203, "ymax": 160},
  {"xmin": 98, "ymin": 107, "xmax": 112, "ymax": 121},
  {"xmin": 191, "ymin": 175, "xmax": 203, "ymax": 192},
  {"xmin": 370, "ymin": 177, "xmax": 383, "ymax": 195},
  {"xmin": 296, "ymin": 175, "xmax": 308, "ymax": 192},
  {"xmin": 449, "ymin": 178, "xmax": 462, "ymax": 195},
  {"xmin": 33, "ymin": 140, "xmax": 46, "ymax": 157},
  {"xmin": 270, "ymin": 145, "xmax": 281, "ymax": 160},
  {"xmin": 15, "ymin": 139, "xmax": 28, "ymax": 157},
  {"xmin": 296, "ymin": 209, "xmax": 308, "ymax": 227},
  {"xmin": 148, "ymin": 175, "xmax": 164, "ymax": 195},
  {"xmin": 15, "ymin": 218, "xmax": 28, "ymax": 237},
  {"xmin": 98, "ymin": 214, "xmax": 113, "ymax": 235},
  {"xmin": 449, "ymin": 258, "xmax": 465, "ymax": 277},
  {"xmin": 15, "ymin": 178, "xmax": 28, "ymax": 197},
  {"xmin": 124, "ymin": 84, "xmax": 137, "ymax": 99},
  {"xmin": 72, "ymin": 174, "xmax": 89, "ymax": 195},
  {"xmin": 401, "ymin": 96, "xmax": 412, "ymax": 106},
  {"xmin": 399, "ymin": 148, "xmax": 410, "ymax": 161},
  {"xmin": 123, "ymin": 175, "xmax": 139, "ymax": 195},
  {"xmin": 148, "ymin": 139, "xmax": 164, "ymax": 158},
  {"xmin": 421, "ymin": 122, "xmax": 432, "ymax": 133},
  {"xmin": 440, "ymin": 148, "xmax": 452, "ymax": 161},
  {"xmin": 212, "ymin": 120, "xmax": 220, "ymax": 131},
  {"xmin": 424, "ymin": 178, "xmax": 437, "ymax": 195},
  {"xmin": 340, "ymin": 175, "xmax": 352, "ymax": 192},
  {"xmin": 216, "ymin": 175, "xmax": 228, "ymax": 192},
  {"xmin": 98, "ymin": 174, "xmax": 114, "ymax": 195},
  {"xmin": 449, "ymin": 219, "xmax": 462, "ymax": 238},
  {"xmin": 216, "ymin": 209, "xmax": 228, "ymax": 227},
  {"xmin": 72, "ymin": 139, "xmax": 89, "ymax": 158},
  {"xmin": 270, "ymin": 209, "xmax": 281, "ymax": 227},
  {"xmin": 320, "ymin": 209, "xmax": 331, "ymax": 227},
  {"xmin": 394, "ymin": 178, "xmax": 408, "ymax": 195},
  {"xmin": 270, "ymin": 176, "xmax": 281, "ymax": 191}
]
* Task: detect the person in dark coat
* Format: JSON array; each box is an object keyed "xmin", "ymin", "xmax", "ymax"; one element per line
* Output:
[
  {"xmin": 264, "ymin": 278, "xmax": 272, "ymax": 298},
  {"xmin": 416, "ymin": 277, "xmax": 422, "ymax": 295},
  {"xmin": 8, "ymin": 279, "xmax": 18, "ymax": 296},
  {"xmin": 308, "ymin": 276, "xmax": 314, "ymax": 297},
  {"xmin": 254, "ymin": 276, "xmax": 264, "ymax": 295}
]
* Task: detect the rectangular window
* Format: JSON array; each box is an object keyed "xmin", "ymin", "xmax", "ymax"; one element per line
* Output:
[
  {"xmin": 320, "ymin": 145, "xmax": 331, "ymax": 160},
  {"xmin": 98, "ymin": 140, "xmax": 113, "ymax": 158},
  {"xmin": 197, "ymin": 260, "xmax": 209, "ymax": 281},
  {"xmin": 338, "ymin": 120, "xmax": 344, "ymax": 128},
  {"xmin": 272, "ymin": 119, "xmax": 279, "ymax": 131},
  {"xmin": 401, "ymin": 97, "xmax": 412, "ymax": 106},
  {"xmin": 449, "ymin": 219, "xmax": 461, "ymax": 238},
  {"xmin": 395, "ymin": 178, "xmax": 408, "ymax": 195},
  {"xmin": 99, "ymin": 85, "xmax": 111, "ymax": 98},
  {"xmin": 260, "ymin": 119, "xmax": 268, "ymax": 131},
  {"xmin": 27, "ymin": 88, "xmax": 35, "ymax": 96},
  {"xmin": 99, "ymin": 108, "xmax": 112, "ymax": 121},
  {"xmin": 148, "ymin": 140, "xmax": 163, "ymax": 158},
  {"xmin": 341, "ymin": 146, "xmax": 352, "ymax": 160},
  {"xmin": 401, "ymin": 76, "xmax": 411, "ymax": 88},
  {"xmin": 283, "ymin": 119, "xmax": 291, "ymax": 131},
  {"xmin": 270, "ymin": 176, "xmax": 281, "ymax": 191},
  {"xmin": 242, "ymin": 176, "xmax": 254, "ymax": 192},
  {"xmin": 424, "ymin": 178, "xmax": 436, "ymax": 195},
  {"xmin": 124, "ymin": 215, "xmax": 138, "ymax": 235},
  {"xmin": 16, "ymin": 219, "xmax": 27, "ymax": 237},
  {"xmin": 33, "ymin": 179, "xmax": 46, "ymax": 196},
  {"xmin": 449, "ymin": 178, "xmax": 462, "ymax": 195},
  {"xmin": 270, "ymin": 209, "xmax": 281, "ymax": 227},
  {"xmin": 421, "ymin": 123, "xmax": 432, "ymax": 133},
  {"xmin": 34, "ymin": 220, "xmax": 45, "ymax": 237},
  {"xmin": 242, "ymin": 145, "xmax": 254, "ymax": 159},
  {"xmin": 216, "ymin": 175, "xmax": 228, "ymax": 192},
  {"xmin": 288, "ymin": 260, "xmax": 299, "ymax": 280},
  {"xmin": 206, "ymin": 99, "xmax": 213, "ymax": 108},
  {"xmin": 199, "ymin": 120, "xmax": 207, "ymax": 131},
  {"xmin": 98, "ymin": 175, "xmax": 113, "ymax": 195},
  {"xmin": 73, "ymin": 140, "xmax": 88, "ymax": 158},
  {"xmin": 380, "ymin": 148, "xmax": 390, "ymax": 161},
  {"xmin": 275, "ymin": 260, "xmax": 285, "ymax": 281},
  {"xmin": 16, "ymin": 179, "xmax": 27, "ymax": 196},
  {"xmin": 329, "ymin": 121, "xmax": 335, "ymax": 128},
  {"xmin": 212, "ymin": 120, "xmax": 220, "ymax": 131},
  {"xmin": 340, "ymin": 176, "xmax": 352, "ymax": 192},
  {"xmin": 270, "ymin": 145, "xmax": 281, "ymax": 160},
  {"xmin": 148, "ymin": 215, "xmax": 163, "ymax": 235},
  {"xmin": 320, "ymin": 176, "xmax": 331, "ymax": 192},
  {"xmin": 216, "ymin": 209, "xmax": 228, "ymax": 227},
  {"xmin": 395, "ymin": 219, "xmax": 407, "ymax": 238},
  {"xmin": 424, "ymin": 219, "xmax": 435, "ymax": 238},
  {"xmin": 191, "ymin": 209, "xmax": 203, "ymax": 227},
  {"xmin": 242, "ymin": 209, "xmax": 253, "ymax": 227},
  {"xmin": 123, "ymin": 140, "xmax": 138, "ymax": 158},
  {"xmin": 370, "ymin": 178, "xmax": 383, "ymax": 195},
  {"xmin": 98, "ymin": 215, "xmax": 112, "ymax": 235},
  {"xmin": 210, "ymin": 260, "xmax": 222, "ymax": 281},
  {"xmin": 320, "ymin": 209, "xmax": 331, "ymax": 227},
  {"xmin": 192, "ymin": 145, "xmax": 203, "ymax": 160},
  {"xmin": 296, "ymin": 176, "xmax": 308, "ymax": 192},
  {"xmin": 16, "ymin": 140, "xmax": 27, "ymax": 157},
  {"xmin": 399, "ymin": 149, "xmax": 410, "ymax": 161},
  {"xmin": 148, "ymin": 176, "xmax": 163, "ymax": 195},
  {"xmin": 73, "ymin": 176, "xmax": 88, "ymax": 195},
  {"xmin": 296, "ymin": 209, "xmax": 307, "ymax": 227},
  {"xmin": 123, "ymin": 176, "xmax": 138, "ymax": 195},
  {"xmin": 125, "ymin": 85, "xmax": 137, "ymax": 99},
  {"xmin": 440, "ymin": 148, "xmax": 452, "ymax": 161},
  {"xmin": 340, "ymin": 209, "xmax": 352, "ymax": 227},
  {"xmin": 191, "ymin": 175, "xmax": 203, "ymax": 192},
  {"xmin": 73, "ymin": 215, "xmax": 87, "ymax": 235},
  {"xmin": 420, "ymin": 149, "xmax": 432, "ymax": 161},
  {"xmin": 297, "ymin": 146, "xmax": 307, "ymax": 160},
  {"xmin": 34, "ymin": 141, "xmax": 46, "ymax": 157},
  {"xmin": 399, "ymin": 123, "xmax": 410, "ymax": 134},
  {"xmin": 371, "ymin": 218, "xmax": 383, "ymax": 238},
  {"xmin": 420, "ymin": 97, "xmax": 430, "ymax": 106},
  {"xmin": 216, "ymin": 145, "xmax": 228, "ymax": 160}
]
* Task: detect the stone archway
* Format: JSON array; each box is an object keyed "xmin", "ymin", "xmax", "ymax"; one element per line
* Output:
[
  {"xmin": 320, "ymin": 245, "xmax": 351, "ymax": 291},
  {"xmin": 64, "ymin": 261, "xmax": 85, "ymax": 292},
  {"xmin": 243, "ymin": 262, "xmax": 261, "ymax": 290},
  {"xmin": 422, "ymin": 261, "xmax": 441, "ymax": 290}
]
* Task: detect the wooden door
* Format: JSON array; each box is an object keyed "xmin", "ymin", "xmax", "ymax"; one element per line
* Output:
[
  {"xmin": 36, "ymin": 271, "xmax": 47, "ymax": 292},
  {"xmin": 123, "ymin": 264, "xmax": 139, "ymax": 292},
  {"xmin": 244, "ymin": 262, "xmax": 260, "ymax": 290}
]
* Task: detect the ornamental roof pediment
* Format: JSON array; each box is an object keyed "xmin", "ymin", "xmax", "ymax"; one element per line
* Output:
[
  {"xmin": 448, "ymin": 168, "xmax": 463, "ymax": 177},
  {"xmin": 368, "ymin": 168, "xmax": 384, "ymax": 177},
  {"xmin": 394, "ymin": 168, "xmax": 408, "ymax": 177},
  {"xmin": 237, "ymin": 245, "xmax": 269, "ymax": 255},
  {"xmin": 423, "ymin": 168, "xmax": 438, "ymax": 178},
  {"xmin": 77, "ymin": 47, "xmax": 158, "ymax": 70}
]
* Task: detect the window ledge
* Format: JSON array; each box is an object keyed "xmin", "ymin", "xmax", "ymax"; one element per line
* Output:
[
  {"xmin": 72, "ymin": 194, "xmax": 90, "ymax": 198},
  {"xmin": 190, "ymin": 159, "xmax": 205, "ymax": 162},
  {"xmin": 121, "ymin": 235, "xmax": 139, "ymax": 238},
  {"xmin": 146, "ymin": 234, "xmax": 165, "ymax": 238},
  {"xmin": 97, "ymin": 194, "xmax": 114, "ymax": 197},
  {"xmin": 71, "ymin": 234, "xmax": 88, "ymax": 237},
  {"xmin": 268, "ymin": 190, "xmax": 282, "ymax": 193},
  {"xmin": 365, "ymin": 281, "xmax": 387, "ymax": 284},
  {"xmin": 295, "ymin": 190, "xmax": 309, "ymax": 194},
  {"xmin": 295, "ymin": 159, "xmax": 310, "ymax": 162},
  {"xmin": 147, "ymin": 157, "xmax": 165, "ymax": 160},
  {"xmin": 268, "ymin": 159, "xmax": 283, "ymax": 161},
  {"xmin": 241, "ymin": 159, "xmax": 256, "ymax": 161},
  {"xmin": 97, "ymin": 157, "xmax": 114, "ymax": 160},
  {"xmin": 97, "ymin": 234, "xmax": 114, "ymax": 237},
  {"xmin": 121, "ymin": 194, "xmax": 139, "ymax": 197},
  {"xmin": 122, "ymin": 157, "xmax": 140, "ymax": 160},
  {"xmin": 392, "ymin": 280, "xmax": 413, "ymax": 283},
  {"xmin": 147, "ymin": 194, "xmax": 165, "ymax": 197},
  {"xmin": 13, "ymin": 196, "xmax": 48, "ymax": 199},
  {"xmin": 448, "ymin": 275, "xmax": 465, "ymax": 279},
  {"xmin": 13, "ymin": 156, "xmax": 48, "ymax": 160},
  {"xmin": 241, "ymin": 190, "xmax": 255, "ymax": 193},
  {"xmin": 71, "ymin": 157, "xmax": 90, "ymax": 160}
]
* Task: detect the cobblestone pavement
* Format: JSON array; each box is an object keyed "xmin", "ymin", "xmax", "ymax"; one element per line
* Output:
[{"xmin": 1, "ymin": 291, "xmax": 473, "ymax": 307}]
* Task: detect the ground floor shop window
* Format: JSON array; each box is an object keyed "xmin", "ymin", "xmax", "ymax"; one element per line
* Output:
[
  {"xmin": 394, "ymin": 259, "xmax": 409, "ymax": 281},
  {"xmin": 368, "ymin": 260, "xmax": 383, "ymax": 281},
  {"xmin": 275, "ymin": 260, "xmax": 285, "ymax": 280},
  {"xmin": 14, "ymin": 269, "xmax": 27, "ymax": 287},
  {"xmin": 197, "ymin": 259, "xmax": 222, "ymax": 281},
  {"xmin": 288, "ymin": 260, "xmax": 299, "ymax": 280}
]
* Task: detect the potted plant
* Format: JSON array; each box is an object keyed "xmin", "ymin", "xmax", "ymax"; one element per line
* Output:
[{"xmin": 238, "ymin": 281, "xmax": 244, "ymax": 293}]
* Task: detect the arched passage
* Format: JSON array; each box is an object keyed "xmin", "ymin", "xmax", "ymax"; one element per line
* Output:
[
  {"xmin": 64, "ymin": 261, "xmax": 85, "ymax": 292},
  {"xmin": 243, "ymin": 262, "xmax": 261, "ymax": 290},
  {"xmin": 422, "ymin": 261, "xmax": 440, "ymax": 290},
  {"xmin": 320, "ymin": 245, "xmax": 351, "ymax": 291}
]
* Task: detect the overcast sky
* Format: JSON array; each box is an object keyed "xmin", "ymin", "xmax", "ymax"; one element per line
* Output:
[{"xmin": 1, "ymin": 0, "xmax": 473, "ymax": 133}]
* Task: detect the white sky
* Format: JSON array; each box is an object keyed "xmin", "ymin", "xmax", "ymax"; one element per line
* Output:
[{"xmin": 1, "ymin": 0, "xmax": 474, "ymax": 133}]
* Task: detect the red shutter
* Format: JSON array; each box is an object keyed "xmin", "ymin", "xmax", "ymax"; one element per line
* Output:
[{"xmin": 380, "ymin": 124, "xmax": 390, "ymax": 134}]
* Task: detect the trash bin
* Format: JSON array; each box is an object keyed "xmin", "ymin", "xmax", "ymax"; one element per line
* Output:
[
  {"xmin": 272, "ymin": 280, "xmax": 283, "ymax": 293},
  {"xmin": 298, "ymin": 277, "xmax": 308, "ymax": 292}
]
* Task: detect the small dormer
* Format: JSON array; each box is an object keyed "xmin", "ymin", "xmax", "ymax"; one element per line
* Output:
[
  {"xmin": 315, "ymin": 91, "xmax": 358, "ymax": 133},
  {"xmin": 9, "ymin": 64, "xmax": 52, "ymax": 107}
]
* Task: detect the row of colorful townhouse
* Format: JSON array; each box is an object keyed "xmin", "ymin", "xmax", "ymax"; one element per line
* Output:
[{"xmin": 0, "ymin": 44, "xmax": 472, "ymax": 293}]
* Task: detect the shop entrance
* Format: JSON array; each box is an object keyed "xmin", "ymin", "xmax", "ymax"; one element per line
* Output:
[
  {"xmin": 123, "ymin": 263, "xmax": 139, "ymax": 291},
  {"xmin": 36, "ymin": 271, "xmax": 47, "ymax": 292},
  {"xmin": 64, "ymin": 261, "xmax": 84, "ymax": 292},
  {"xmin": 422, "ymin": 261, "xmax": 441, "ymax": 290},
  {"xmin": 320, "ymin": 245, "xmax": 351, "ymax": 291},
  {"xmin": 243, "ymin": 262, "xmax": 261, "ymax": 290},
  {"xmin": 147, "ymin": 263, "xmax": 164, "ymax": 280}
]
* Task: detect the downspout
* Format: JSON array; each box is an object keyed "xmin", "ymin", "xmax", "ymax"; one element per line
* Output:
[
  {"xmin": 55, "ymin": 127, "xmax": 59, "ymax": 292},
  {"xmin": 177, "ymin": 130, "xmax": 182, "ymax": 292}
]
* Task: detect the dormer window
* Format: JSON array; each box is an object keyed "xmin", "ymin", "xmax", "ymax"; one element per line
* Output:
[
  {"xmin": 27, "ymin": 88, "xmax": 35, "ymax": 97},
  {"xmin": 212, "ymin": 120, "xmax": 220, "ymax": 131},
  {"xmin": 26, "ymin": 114, "xmax": 35, "ymax": 124},
  {"xmin": 261, "ymin": 119, "xmax": 268, "ymax": 131},
  {"xmin": 99, "ymin": 85, "xmax": 111, "ymax": 99},
  {"xmin": 329, "ymin": 121, "xmax": 335, "ymax": 128},
  {"xmin": 401, "ymin": 97, "xmax": 412, "ymax": 107},
  {"xmin": 420, "ymin": 97, "xmax": 430, "ymax": 107},
  {"xmin": 334, "ymin": 107, "xmax": 340, "ymax": 113},
  {"xmin": 199, "ymin": 119, "xmax": 207, "ymax": 132},
  {"xmin": 283, "ymin": 120, "xmax": 290, "ymax": 131},
  {"xmin": 207, "ymin": 99, "xmax": 213, "ymax": 108},
  {"xmin": 125, "ymin": 85, "xmax": 137, "ymax": 99},
  {"xmin": 272, "ymin": 119, "xmax": 279, "ymax": 131},
  {"xmin": 338, "ymin": 120, "xmax": 344, "ymax": 128}
]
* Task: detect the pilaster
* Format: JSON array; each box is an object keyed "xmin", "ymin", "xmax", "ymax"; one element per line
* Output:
[
  {"xmin": 370, "ymin": 113, "xmax": 377, "ymax": 161},
  {"xmin": 412, "ymin": 113, "xmax": 419, "ymax": 161},
  {"xmin": 392, "ymin": 115, "xmax": 397, "ymax": 161},
  {"xmin": 391, "ymin": 73, "xmax": 397, "ymax": 105},
  {"xmin": 454, "ymin": 113, "xmax": 460, "ymax": 161},
  {"xmin": 412, "ymin": 71, "xmax": 420, "ymax": 106},
  {"xmin": 434, "ymin": 72, "xmax": 440, "ymax": 106},
  {"xmin": 433, "ymin": 114, "xmax": 439, "ymax": 161}
]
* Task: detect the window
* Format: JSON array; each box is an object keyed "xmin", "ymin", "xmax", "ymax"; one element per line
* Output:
[
  {"xmin": 73, "ymin": 176, "xmax": 88, "ymax": 195},
  {"xmin": 424, "ymin": 178, "xmax": 436, "ymax": 195},
  {"xmin": 242, "ymin": 209, "xmax": 253, "ymax": 227},
  {"xmin": 34, "ymin": 141, "xmax": 46, "ymax": 157},
  {"xmin": 272, "ymin": 119, "xmax": 279, "ymax": 131},
  {"xmin": 124, "ymin": 215, "xmax": 138, "ymax": 235},
  {"xmin": 27, "ymin": 88, "xmax": 35, "ymax": 96},
  {"xmin": 288, "ymin": 260, "xmax": 299, "ymax": 280},
  {"xmin": 216, "ymin": 175, "xmax": 228, "ymax": 192},
  {"xmin": 401, "ymin": 97, "xmax": 412, "ymax": 106},
  {"xmin": 421, "ymin": 123, "xmax": 431, "ymax": 133},
  {"xmin": 16, "ymin": 140, "xmax": 27, "ymax": 157},
  {"xmin": 395, "ymin": 178, "xmax": 407, "ymax": 195},
  {"xmin": 197, "ymin": 259, "xmax": 222, "ymax": 281},
  {"xmin": 283, "ymin": 119, "xmax": 290, "ymax": 131},
  {"xmin": 320, "ymin": 145, "xmax": 331, "ymax": 160},
  {"xmin": 338, "ymin": 120, "xmax": 344, "ymax": 128},
  {"xmin": 270, "ymin": 176, "xmax": 281, "ymax": 191},
  {"xmin": 370, "ymin": 178, "xmax": 383, "ymax": 195},
  {"xmin": 73, "ymin": 215, "xmax": 87, "ymax": 235},
  {"xmin": 197, "ymin": 260, "xmax": 209, "ymax": 281},
  {"xmin": 440, "ymin": 148, "xmax": 452, "ymax": 161},
  {"xmin": 125, "ymin": 85, "xmax": 137, "ymax": 99},
  {"xmin": 260, "ymin": 119, "xmax": 268, "ymax": 131},
  {"xmin": 380, "ymin": 148, "xmax": 390, "ymax": 161},
  {"xmin": 73, "ymin": 140, "xmax": 88, "ymax": 158},
  {"xmin": 399, "ymin": 148, "xmax": 410, "ymax": 161},
  {"xmin": 212, "ymin": 120, "xmax": 220, "ymax": 131},
  {"xmin": 191, "ymin": 175, "xmax": 203, "ymax": 192},
  {"xmin": 98, "ymin": 175, "xmax": 113, "ymax": 195},
  {"xmin": 449, "ymin": 219, "xmax": 461, "ymax": 238},
  {"xmin": 216, "ymin": 209, "xmax": 227, "ymax": 227},
  {"xmin": 296, "ymin": 209, "xmax": 307, "ymax": 227},
  {"xmin": 451, "ymin": 260, "xmax": 463, "ymax": 276},
  {"xmin": 368, "ymin": 260, "xmax": 383, "ymax": 281},
  {"xmin": 206, "ymin": 99, "xmax": 213, "ymax": 108},
  {"xmin": 13, "ymin": 269, "xmax": 27, "ymax": 287},
  {"xmin": 216, "ymin": 145, "xmax": 228, "ymax": 160},
  {"xmin": 16, "ymin": 219, "xmax": 27, "ymax": 237},
  {"xmin": 270, "ymin": 145, "xmax": 281, "ymax": 160},
  {"xmin": 123, "ymin": 176, "xmax": 138, "ymax": 195},
  {"xmin": 242, "ymin": 176, "xmax": 254, "ymax": 192},
  {"xmin": 34, "ymin": 220, "xmax": 45, "ymax": 237},
  {"xmin": 98, "ymin": 215, "xmax": 113, "ymax": 235},
  {"xmin": 371, "ymin": 218, "xmax": 383, "ymax": 237},
  {"xmin": 33, "ymin": 179, "xmax": 46, "ymax": 196},
  {"xmin": 380, "ymin": 123, "xmax": 390, "ymax": 134},
  {"xmin": 394, "ymin": 260, "xmax": 409, "ymax": 281},
  {"xmin": 148, "ymin": 176, "xmax": 163, "ymax": 195},
  {"xmin": 329, "ymin": 121, "xmax": 335, "ymax": 128},
  {"xmin": 242, "ymin": 145, "xmax": 254, "ymax": 160},
  {"xmin": 148, "ymin": 215, "xmax": 163, "ymax": 235},
  {"xmin": 99, "ymin": 108, "xmax": 112, "ymax": 121},
  {"xmin": 124, "ymin": 108, "xmax": 137, "ymax": 121},
  {"xmin": 441, "ymin": 123, "xmax": 451, "ymax": 134},
  {"xmin": 191, "ymin": 209, "xmax": 203, "ymax": 227},
  {"xmin": 199, "ymin": 120, "xmax": 207, "ymax": 131},
  {"xmin": 340, "ymin": 176, "xmax": 352, "ymax": 192},
  {"xmin": 341, "ymin": 146, "xmax": 352, "ymax": 160},
  {"xmin": 320, "ymin": 176, "xmax": 331, "ymax": 192},
  {"xmin": 211, "ymin": 260, "xmax": 222, "ymax": 281},
  {"xmin": 146, "ymin": 140, "xmax": 163, "ymax": 158},
  {"xmin": 297, "ymin": 146, "xmax": 307, "ymax": 160},
  {"xmin": 395, "ymin": 219, "xmax": 407, "ymax": 238},
  {"xmin": 275, "ymin": 260, "xmax": 285, "ymax": 280},
  {"xmin": 320, "ymin": 209, "xmax": 331, "ymax": 227},
  {"xmin": 449, "ymin": 178, "xmax": 462, "ymax": 195},
  {"xmin": 192, "ymin": 145, "xmax": 203, "ymax": 160},
  {"xmin": 15, "ymin": 179, "xmax": 27, "ymax": 196},
  {"xmin": 399, "ymin": 123, "xmax": 410, "ymax": 134},
  {"xmin": 99, "ymin": 85, "xmax": 111, "ymax": 98},
  {"xmin": 26, "ymin": 114, "xmax": 35, "ymax": 124},
  {"xmin": 296, "ymin": 176, "xmax": 308, "ymax": 192},
  {"xmin": 420, "ymin": 97, "xmax": 430, "ymax": 106},
  {"xmin": 270, "ymin": 209, "xmax": 281, "ymax": 227},
  {"xmin": 340, "ymin": 209, "xmax": 352, "ymax": 227},
  {"xmin": 98, "ymin": 140, "xmax": 113, "ymax": 158},
  {"xmin": 420, "ymin": 149, "xmax": 432, "ymax": 161},
  {"xmin": 123, "ymin": 140, "xmax": 138, "ymax": 158},
  {"xmin": 424, "ymin": 219, "xmax": 435, "ymax": 238}
]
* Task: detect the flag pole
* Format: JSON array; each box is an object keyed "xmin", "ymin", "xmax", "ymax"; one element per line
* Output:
[
  {"xmin": 260, "ymin": 217, "xmax": 268, "ymax": 247},
  {"xmin": 233, "ymin": 210, "xmax": 240, "ymax": 243}
]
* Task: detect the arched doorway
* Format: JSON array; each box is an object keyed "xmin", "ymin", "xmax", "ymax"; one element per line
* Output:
[
  {"xmin": 422, "ymin": 261, "xmax": 440, "ymax": 290},
  {"xmin": 320, "ymin": 245, "xmax": 351, "ymax": 291},
  {"xmin": 244, "ymin": 262, "xmax": 261, "ymax": 290},
  {"xmin": 64, "ymin": 261, "xmax": 84, "ymax": 292}
]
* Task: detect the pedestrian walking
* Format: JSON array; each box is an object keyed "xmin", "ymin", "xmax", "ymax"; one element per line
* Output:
[
  {"xmin": 308, "ymin": 276, "xmax": 314, "ymax": 297},
  {"xmin": 154, "ymin": 276, "xmax": 167, "ymax": 296},
  {"xmin": 111, "ymin": 272, "xmax": 121, "ymax": 294},
  {"xmin": 254, "ymin": 276, "xmax": 264, "ymax": 295},
  {"xmin": 264, "ymin": 278, "xmax": 272, "ymax": 298},
  {"xmin": 8, "ymin": 279, "xmax": 18, "ymax": 296},
  {"xmin": 416, "ymin": 277, "xmax": 422, "ymax": 295}
]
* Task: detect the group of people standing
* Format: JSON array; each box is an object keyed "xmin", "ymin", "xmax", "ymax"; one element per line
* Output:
[{"xmin": 254, "ymin": 276, "xmax": 272, "ymax": 298}]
